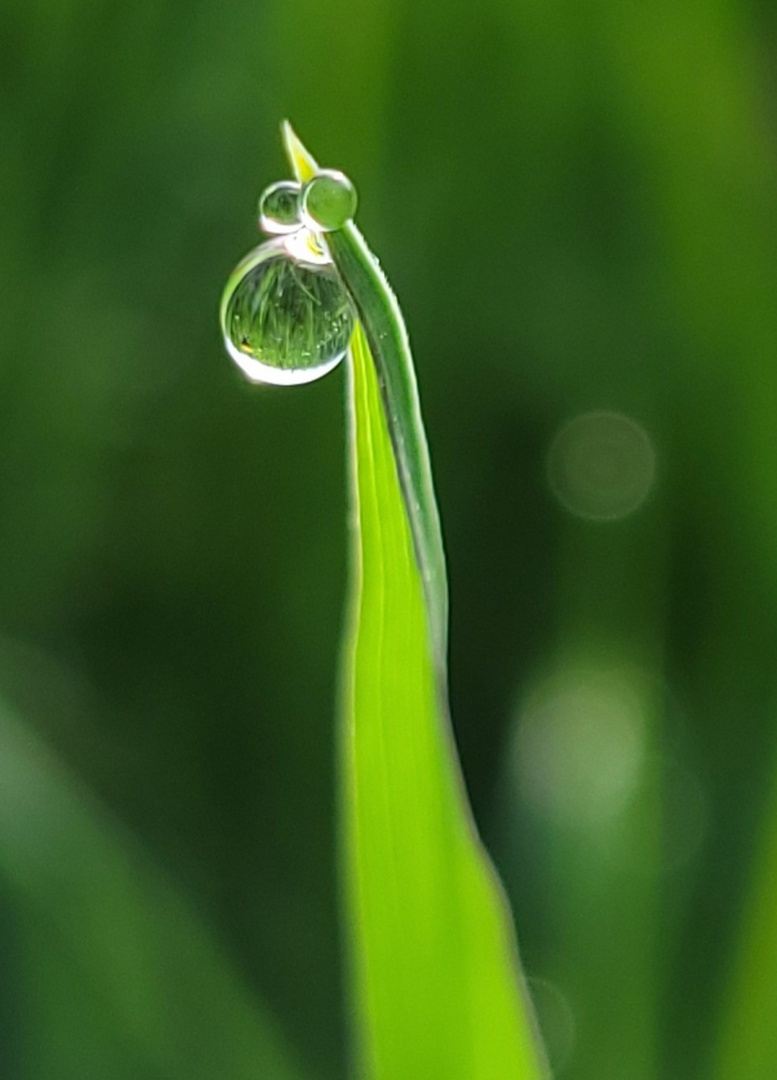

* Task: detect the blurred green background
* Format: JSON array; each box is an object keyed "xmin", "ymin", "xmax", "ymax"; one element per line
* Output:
[{"xmin": 3, "ymin": 0, "xmax": 777, "ymax": 1077}]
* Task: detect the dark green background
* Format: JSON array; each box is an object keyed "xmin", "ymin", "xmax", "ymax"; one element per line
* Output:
[{"xmin": 2, "ymin": 0, "xmax": 777, "ymax": 1077}]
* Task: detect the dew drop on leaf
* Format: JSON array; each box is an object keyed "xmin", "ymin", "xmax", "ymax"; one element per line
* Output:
[
  {"xmin": 258, "ymin": 180, "xmax": 302, "ymax": 235},
  {"xmin": 220, "ymin": 231, "xmax": 354, "ymax": 386},
  {"xmin": 301, "ymin": 170, "xmax": 358, "ymax": 233}
]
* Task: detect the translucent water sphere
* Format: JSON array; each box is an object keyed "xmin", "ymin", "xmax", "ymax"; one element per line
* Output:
[
  {"xmin": 259, "ymin": 180, "xmax": 302, "ymax": 235},
  {"xmin": 220, "ymin": 231, "xmax": 354, "ymax": 386},
  {"xmin": 301, "ymin": 169, "xmax": 358, "ymax": 232}
]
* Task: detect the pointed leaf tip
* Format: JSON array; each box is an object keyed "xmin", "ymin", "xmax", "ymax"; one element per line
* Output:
[{"xmin": 281, "ymin": 121, "xmax": 319, "ymax": 184}]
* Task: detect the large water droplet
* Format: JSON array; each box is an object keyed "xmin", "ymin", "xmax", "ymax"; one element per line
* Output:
[{"xmin": 220, "ymin": 231, "xmax": 354, "ymax": 386}]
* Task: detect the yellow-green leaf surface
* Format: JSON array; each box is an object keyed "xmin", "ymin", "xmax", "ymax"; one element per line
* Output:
[{"xmin": 285, "ymin": 126, "xmax": 545, "ymax": 1080}]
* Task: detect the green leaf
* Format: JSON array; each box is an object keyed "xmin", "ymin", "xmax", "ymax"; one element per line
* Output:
[
  {"xmin": 0, "ymin": 697, "xmax": 309, "ymax": 1080},
  {"xmin": 284, "ymin": 124, "xmax": 546, "ymax": 1080}
]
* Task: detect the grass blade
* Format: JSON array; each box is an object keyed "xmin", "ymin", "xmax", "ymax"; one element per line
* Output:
[{"xmin": 284, "ymin": 124, "xmax": 546, "ymax": 1080}]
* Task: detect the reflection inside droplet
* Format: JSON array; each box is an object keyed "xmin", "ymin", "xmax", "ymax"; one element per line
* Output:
[
  {"xmin": 514, "ymin": 669, "xmax": 648, "ymax": 828},
  {"xmin": 547, "ymin": 411, "xmax": 656, "ymax": 521},
  {"xmin": 220, "ymin": 231, "xmax": 354, "ymax": 386}
]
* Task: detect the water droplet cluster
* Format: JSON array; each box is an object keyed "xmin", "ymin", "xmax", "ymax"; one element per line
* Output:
[{"xmin": 220, "ymin": 171, "xmax": 358, "ymax": 386}]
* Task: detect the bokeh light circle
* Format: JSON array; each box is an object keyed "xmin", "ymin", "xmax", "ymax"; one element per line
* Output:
[
  {"xmin": 514, "ymin": 669, "xmax": 648, "ymax": 829},
  {"xmin": 547, "ymin": 411, "xmax": 656, "ymax": 521}
]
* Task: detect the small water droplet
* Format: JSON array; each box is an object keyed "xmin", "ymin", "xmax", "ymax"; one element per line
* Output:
[
  {"xmin": 220, "ymin": 231, "xmax": 354, "ymax": 386},
  {"xmin": 259, "ymin": 180, "xmax": 302, "ymax": 235},
  {"xmin": 301, "ymin": 169, "xmax": 357, "ymax": 232}
]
